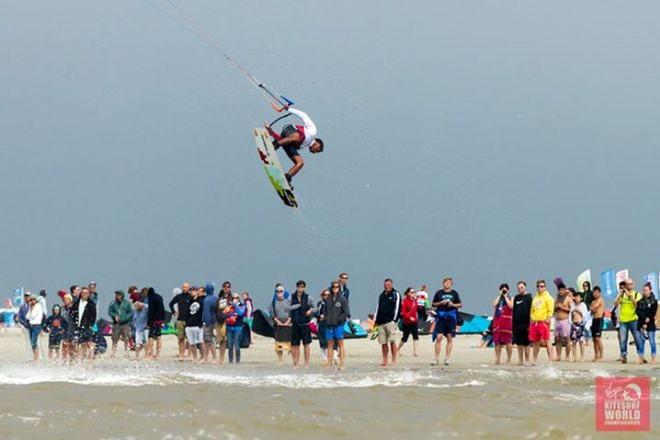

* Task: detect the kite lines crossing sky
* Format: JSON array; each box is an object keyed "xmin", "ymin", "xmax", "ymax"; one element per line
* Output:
[{"xmin": 145, "ymin": 0, "xmax": 293, "ymax": 111}]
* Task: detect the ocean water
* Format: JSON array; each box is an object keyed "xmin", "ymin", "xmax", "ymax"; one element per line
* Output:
[{"xmin": 0, "ymin": 362, "xmax": 658, "ymax": 439}]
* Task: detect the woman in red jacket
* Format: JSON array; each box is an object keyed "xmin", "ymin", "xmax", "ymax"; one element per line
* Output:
[{"xmin": 398, "ymin": 287, "xmax": 420, "ymax": 357}]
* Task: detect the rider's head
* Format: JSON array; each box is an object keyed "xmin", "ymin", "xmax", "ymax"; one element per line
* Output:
[{"xmin": 310, "ymin": 138, "xmax": 324, "ymax": 154}]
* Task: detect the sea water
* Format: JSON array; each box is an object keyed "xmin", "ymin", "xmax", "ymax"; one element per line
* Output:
[{"xmin": 0, "ymin": 361, "xmax": 658, "ymax": 439}]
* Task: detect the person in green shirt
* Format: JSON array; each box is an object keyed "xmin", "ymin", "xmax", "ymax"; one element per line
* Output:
[
  {"xmin": 614, "ymin": 279, "xmax": 644, "ymax": 364},
  {"xmin": 108, "ymin": 290, "xmax": 134, "ymax": 358}
]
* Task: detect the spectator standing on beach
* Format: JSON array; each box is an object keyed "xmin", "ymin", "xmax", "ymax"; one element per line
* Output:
[
  {"xmin": 570, "ymin": 291, "xmax": 588, "ymax": 360},
  {"xmin": 374, "ymin": 278, "xmax": 401, "ymax": 367},
  {"xmin": 615, "ymin": 279, "xmax": 643, "ymax": 364},
  {"xmin": 569, "ymin": 309, "xmax": 586, "ymax": 362},
  {"xmin": 512, "ymin": 281, "xmax": 532, "ymax": 365},
  {"xmin": 530, "ymin": 280, "xmax": 554, "ymax": 365},
  {"xmin": 89, "ymin": 282, "xmax": 99, "ymax": 304},
  {"xmin": 71, "ymin": 287, "xmax": 96, "ymax": 359},
  {"xmin": 26, "ymin": 294, "xmax": 44, "ymax": 362},
  {"xmin": 146, "ymin": 287, "xmax": 165, "ymax": 360},
  {"xmin": 69, "ymin": 285, "xmax": 81, "ymax": 300},
  {"xmin": 43, "ymin": 304, "xmax": 67, "ymax": 360},
  {"xmin": 215, "ymin": 293, "xmax": 229, "ymax": 364},
  {"xmin": 553, "ymin": 283, "xmax": 573, "ymax": 361},
  {"xmin": 60, "ymin": 294, "xmax": 75, "ymax": 361},
  {"xmin": 185, "ymin": 288, "xmax": 205, "ymax": 362},
  {"xmin": 290, "ymin": 280, "xmax": 314, "ymax": 368},
  {"xmin": 338, "ymin": 273, "xmax": 350, "ymax": 301},
  {"xmin": 589, "ymin": 286, "xmax": 605, "ymax": 361},
  {"xmin": 225, "ymin": 292, "xmax": 246, "ymax": 364},
  {"xmin": 169, "ymin": 283, "xmax": 192, "ymax": 360},
  {"xmin": 108, "ymin": 290, "xmax": 133, "ymax": 358},
  {"xmin": 37, "ymin": 290, "xmax": 48, "ymax": 316},
  {"xmin": 324, "ymin": 282, "xmax": 350, "ymax": 369},
  {"xmin": 315, "ymin": 289, "xmax": 330, "ymax": 359},
  {"xmin": 17, "ymin": 292, "xmax": 31, "ymax": 356},
  {"xmin": 636, "ymin": 282, "xmax": 657, "ymax": 364},
  {"xmin": 416, "ymin": 284, "xmax": 429, "ymax": 322},
  {"xmin": 270, "ymin": 286, "xmax": 292, "ymax": 365},
  {"xmin": 132, "ymin": 297, "xmax": 149, "ymax": 359},
  {"xmin": 431, "ymin": 277, "xmax": 462, "ymax": 366},
  {"xmin": 398, "ymin": 287, "xmax": 419, "ymax": 357},
  {"xmin": 241, "ymin": 292, "xmax": 254, "ymax": 327},
  {"xmin": 492, "ymin": 283, "xmax": 513, "ymax": 365},
  {"xmin": 202, "ymin": 283, "xmax": 218, "ymax": 363},
  {"xmin": 219, "ymin": 281, "xmax": 232, "ymax": 301},
  {"xmin": 580, "ymin": 281, "xmax": 594, "ymax": 345}
]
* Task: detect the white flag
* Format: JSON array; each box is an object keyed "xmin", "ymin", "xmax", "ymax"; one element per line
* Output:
[{"xmin": 577, "ymin": 269, "xmax": 592, "ymax": 292}]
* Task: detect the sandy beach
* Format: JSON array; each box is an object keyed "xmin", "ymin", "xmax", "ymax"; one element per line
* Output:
[{"xmin": 0, "ymin": 326, "xmax": 656, "ymax": 370}]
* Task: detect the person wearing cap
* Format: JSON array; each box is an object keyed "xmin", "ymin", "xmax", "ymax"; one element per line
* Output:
[
  {"xmin": 26, "ymin": 293, "xmax": 44, "ymax": 362},
  {"xmin": 269, "ymin": 285, "xmax": 293, "ymax": 364},
  {"xmin": 108, "ymin": 290, "xmax": 133, "ymax": 358},
  {"xmin": 290, "ymin": 280, "xmax": 314, "ymax": 368},
  {"xmin": 17, "ymin": 292, "xmax": 31, "ymax": 356},
  {"xmin": 43, "ymin": 304, "xmax": 67, "ymax": 360},
  {"xmin": 88, "ymin": 282, "xmax": 98, "ymax": 303}
]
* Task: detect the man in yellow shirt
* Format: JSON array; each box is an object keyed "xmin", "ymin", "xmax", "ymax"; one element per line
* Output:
[
  {"xmin": 530, "ymin": 280, "xmax": 555, "ymax": 365},
  {"xmin": 615, "ymin": 279, "xmax": 643, "ymax": 364}
]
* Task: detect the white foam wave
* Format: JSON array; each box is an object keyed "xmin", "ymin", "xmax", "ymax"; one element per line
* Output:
[{"xmin": 179, "ymin": 369, "xmax": 460, "ymax": 389}]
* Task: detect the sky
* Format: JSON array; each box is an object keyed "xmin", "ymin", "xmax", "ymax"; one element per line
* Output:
[{"xmin": 1, "ymin": 1, "xmax": 660, "ymax": 316}]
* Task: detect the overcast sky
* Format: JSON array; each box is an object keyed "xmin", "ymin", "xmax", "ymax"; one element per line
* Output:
[{"xmin": 1, "ymin": 1, "xmax": 659, "ymax": 316}]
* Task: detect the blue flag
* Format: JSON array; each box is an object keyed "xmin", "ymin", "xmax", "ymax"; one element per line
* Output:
[
  {"xmin": 643, "ymin": 273, "xmax": 658, "ymax": 295},
  {"xmin": 600, "ymin": 269, "xmax": 616, "ymax": 298}
]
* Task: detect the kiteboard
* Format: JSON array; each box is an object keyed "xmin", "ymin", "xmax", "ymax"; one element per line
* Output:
[{"xmin": 253, "ymin": 128, "xmax": 298, "ymax": 208}]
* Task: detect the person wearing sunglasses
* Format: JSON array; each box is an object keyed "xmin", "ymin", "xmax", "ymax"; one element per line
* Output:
[
  {"xmin": 338, "ymin": 273, "xmax": 350, "ymax": 302},
  {"xmin": 323, "ymin": 283, "xmax": 350, "ymax": 369},
  {"xmin": 530, "ymin": 280, "xmax": 554, "ymax": 365},
  {"xmin": 270, "ymin": 286, "xmax": 293, "ymax": 364}
]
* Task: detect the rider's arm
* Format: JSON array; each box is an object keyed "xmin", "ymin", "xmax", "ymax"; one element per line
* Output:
[{"xmin": 266, "ymin": 125, "xmax": 282, "ymax": 141}]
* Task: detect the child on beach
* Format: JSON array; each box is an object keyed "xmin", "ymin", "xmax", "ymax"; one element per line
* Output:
[
  {"xmin": 569, "ymin": 310, "xmax": 585, "ymax": 362},
  {"xmin": 133, "ymin": 300, "xmax": 149, "ymax": 360},
  {"xmin": 43, "ymin": 305, "xmax": 68, "ymax": 360}
]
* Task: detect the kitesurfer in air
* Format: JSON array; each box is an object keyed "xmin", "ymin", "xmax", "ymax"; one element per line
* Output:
[{"xmin": 265, "ymin": 106, "xmax": 324, "ymax": 187}]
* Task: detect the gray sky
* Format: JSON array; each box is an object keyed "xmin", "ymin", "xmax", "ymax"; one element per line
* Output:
[{"xmin": 1, "ymin": 1, "xmax": 659, "ymax": 316}]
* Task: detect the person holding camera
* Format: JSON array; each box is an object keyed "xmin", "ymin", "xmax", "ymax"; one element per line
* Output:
[
  {"xmin": 615, "ymin": 279, "xmax": 643, "ymax": 364},
  {"xmin": 492, "ymin": 283, "xmax": 514, "ymax": 365}
]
